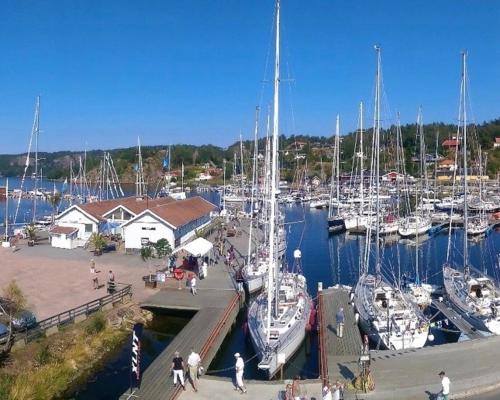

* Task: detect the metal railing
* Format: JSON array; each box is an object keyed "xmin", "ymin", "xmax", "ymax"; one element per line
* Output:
[
  {"xmin": 15, "ymin": 283, "xmax": 132, "ymax": 344},
  {"xmin": 317, "ymin": 292, "xmax": 329, "ymax": 381}
]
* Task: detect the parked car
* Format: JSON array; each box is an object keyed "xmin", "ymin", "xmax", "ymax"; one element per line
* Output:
[
  {"xmin": 0, "ymin": 323, "xmax": 9, "ymax": 344},
  {"xmin": 11, "ymin": 310, "xmax": 37, "ymax": 331}
]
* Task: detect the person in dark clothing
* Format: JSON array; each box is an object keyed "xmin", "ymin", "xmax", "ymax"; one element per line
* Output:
[
  {"xmin": 170, "ymin": 351, "xmax": 186, "ymax": 390},
  {"xmin": 336, "ymin": 307, "xmax": 345, "ymax": 338}
]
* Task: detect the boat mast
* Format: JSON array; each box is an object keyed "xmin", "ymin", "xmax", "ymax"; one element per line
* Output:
[
  {"xmin": 359, "ymin": 102, "xmax": 364, "ymax": 213},
  {"xmin": 32, "ymin": 96, "xmax": 41, "ymax": 223},
  {"xmin": 335, "ymin": 115, "xmax": 340, "ymax": 206},
  {"xmin": 374, "ymin": 46, "xmax": 381, "ymax": 278},
  {"xmin": 247, "ymin": 106, "xmax": 260, "ymax": 266},
  {"xmin": 136, "ymin": 137, "xmax": 145, "ymax": 198},
  {"xmin": 461, "ymin": 51, "xmax": 469, "ymax": 274},
  {"xmin": 4, "ymin": 178, "xmax": 8, "ymax": 241},
  {"xmin": 267, "ymin": 0, "xmax": 280, "ymax": 328}
]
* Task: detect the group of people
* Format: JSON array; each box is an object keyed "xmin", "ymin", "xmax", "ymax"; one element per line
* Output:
[
  {"xmin": 170, "ymin": 349, "xmax": 202, "ymax": 392},
  {"xmin": 89, "ymin": 259, "xmax": 115, "ymax": 291},
  {"xmin": 170, "ymin": 350, "xmax": 247, "ymax": 394}
]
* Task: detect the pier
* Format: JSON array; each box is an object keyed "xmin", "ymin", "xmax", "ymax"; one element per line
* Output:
[
  {"xmin": 318, "ymin": 286, "xmax": 362, "ymax": 383},
  {"xmin": 430, "ymin": 297, "xmax": 487, "ymax": 340},
  {"xmin": 120, "ymin": 220, "xmax": 251, "ymax": 400},
  {"xmin": 317, "ymin": 285, "xmax": 500, "ymax": 399}
]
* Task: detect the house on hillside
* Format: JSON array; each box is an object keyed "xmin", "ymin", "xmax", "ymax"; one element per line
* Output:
[
  {"xmin": 442, "ymin": 137, "xmax": 461, "ymax": 150},
  {"xmin": 438, "ymin": 159, "xmax": 457, "ymax": 172},
  {"xmin": 121, "ymin": 196, "xmax": 217, "ymax": 250},
  {"xmin": 494, "ymin": 137, "xmax": 500, "ymax": 148},
  {"xmin": 381, "ymin": 171, "xmax": 406, "ymax": 182},
  {"xmin": 287, "ymin": 141, "xmax": 307, "ymax": 151}
]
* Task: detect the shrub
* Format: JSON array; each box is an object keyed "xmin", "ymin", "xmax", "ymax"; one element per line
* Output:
[{"xmin": 85, "ymin": 313, "xmax": 106, "ymax": 335}]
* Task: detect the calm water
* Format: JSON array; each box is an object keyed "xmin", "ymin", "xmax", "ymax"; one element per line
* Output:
[{"xmin": 70, "ymin": 313, "xmax": 190, "ymax": 400}]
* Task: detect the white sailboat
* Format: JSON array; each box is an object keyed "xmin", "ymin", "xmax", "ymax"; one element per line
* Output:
[
  {"xmin": 248, "ymin": 0, "xmax": 312, "ymax": 378},
  {"xmin": 443, "ymin": 52, "xmax": 500, "ymax": 334},
  {"xmin": 354, "ymin": 46, "xmax": 429, "ymax": 350}
]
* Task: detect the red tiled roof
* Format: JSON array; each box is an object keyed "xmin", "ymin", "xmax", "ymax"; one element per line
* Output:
[
  {"xmin": 49, "ymin": 225, "xmax": 78, "ymax": 235},
  {"xmin": 80, "ymin": 196, "xmax": 175, "ymax": 220},
  {"xmin": 146, "ymin": 196, "xmax": 216, "ymax": 228},
  {"xmin": 495, "ymin": 137, "xmax": 500, "ymax": 143},
  {"xmin": 442, "ymin": 139, "xmax": 460, "ymax": 147}
]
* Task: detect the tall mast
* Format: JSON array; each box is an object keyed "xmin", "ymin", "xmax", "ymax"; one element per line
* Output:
[
  {"xmin": 247, "ymin": 106, "xmax": 260, "ymax": 266},
  {"xmin": 136, "ymin": 137, "xmax": 145, "ymax": 198},
  {"xmin": 359, "ymin": 102, "xmax": 364, "ymax": 211},
  {"xmin": 4, "ymin": 178, "xmax": 8, "ymax": 241},
  {"xmin": 268, "ymin": 0, "xmax": 280, "ymax": 329},
  {"xmin": 32, "ymin": 96, "xmax": 41, "ymax": 223},
  {"xmin": 240, "ymin": 134, "xmax": 245, "ymax": 192},
  {"xmin": 461, "ymin": 51, "xmax": 469, "ymax": 274},
  {"xmin": 335, "ymin": 115, "xmax": 340, "ymax": 204},
  {"xmin": 374, "ymin": 46, "xmax": 381, "ymax": 277}
]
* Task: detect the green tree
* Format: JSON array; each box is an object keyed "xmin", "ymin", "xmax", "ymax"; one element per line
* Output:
[
  {"xmin": 88, "ymin": 232, "xmax": 107, "ymax": 256},
  {"xmin": 140, "ymin": 244, "xmax": 155, "ymax": 272},
  {"xmin": 2, "ymin": 280, "xmax": 27, "ymax": 351},
  {"xmin": 153, "ymin": 238, "xmax": 172, "ymax": 260},
  {"xmin": 47, "ymin": 192, "xmax": 62, "ymax": 224},
  {"xmin": 25, "ymin": 223, "xmax": 37, "ymax": 246}
]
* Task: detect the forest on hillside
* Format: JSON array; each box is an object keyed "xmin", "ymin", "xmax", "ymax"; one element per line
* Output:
[{"xmin": 1, "ymin": 119, "xmax": 500, "ymax": 182}]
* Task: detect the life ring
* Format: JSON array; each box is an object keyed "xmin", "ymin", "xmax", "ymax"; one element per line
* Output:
[{"xmin": 174, "ymin": 268, "xmax": 185, "ymax": 280}]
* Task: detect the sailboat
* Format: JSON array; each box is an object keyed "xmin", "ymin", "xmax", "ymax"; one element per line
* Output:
[
  {"xmin": 248, "ymin": 0, "xmax": 312, "ymax": 378},
  {"xmin": 443, "ymin": 52, "xmax": 500, "ymax": 334},
  {"xmin": 354, "ymin": 46, "xmax": 429, "ymax": 350},
  {"xmin": 398, "ymin": 109, "xmax": 432, "ymax": 238}
]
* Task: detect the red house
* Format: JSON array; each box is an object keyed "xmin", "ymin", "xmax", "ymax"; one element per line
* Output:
[{"xmin": 442, "ymin": 138, "xmax": 460, "ymax": 150}]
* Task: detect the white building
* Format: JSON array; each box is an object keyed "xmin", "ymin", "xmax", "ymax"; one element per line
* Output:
[
  {"xmin": 50, "ymin": 195, "xmax": 216, "ymax": 250},
  {"xmin": 122, "ymin": 196, "xmax": 216, "ymax": 250}
]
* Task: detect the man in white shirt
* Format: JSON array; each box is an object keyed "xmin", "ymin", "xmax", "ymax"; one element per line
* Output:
[
  {"xmin": 187, "ymin": 348, "xmax": 201, "ymax": 392},
  {"xmin": 234, "ymin": 353, "xmax": 247, "ymax": 394},
  {"xmin": 191, "ymin": 276, "xmax": 197, "ymax": 295},
  {"xmin": 438, "ymin": 371, "xmax": 450, "ymax": 400}
]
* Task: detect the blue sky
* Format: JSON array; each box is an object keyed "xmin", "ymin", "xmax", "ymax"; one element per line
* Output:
[{"xmin": 0, "ymin": 0, "xmax": 499, "ymax": 153}]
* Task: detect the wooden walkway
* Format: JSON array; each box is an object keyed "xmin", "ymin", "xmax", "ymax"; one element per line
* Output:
[
  {"xmin": 318, "ymin": 286, "xmax": 362, "ymax": 383},
  {"xmin": 430, "ymin": 297, "xmax": 487, "ymax": 340},
  {"xmin": 120, "ymin": 220, "xmax": 252, "ymax": 400}
]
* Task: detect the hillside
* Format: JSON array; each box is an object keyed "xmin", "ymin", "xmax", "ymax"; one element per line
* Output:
[{"xmin": 1, "ymin": 119, "xmax": 500, "ymax": 182}]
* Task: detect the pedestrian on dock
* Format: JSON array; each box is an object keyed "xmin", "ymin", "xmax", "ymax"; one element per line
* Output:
[
  {"xmin": 336, "ymin": 307, "xmax": 345, "ymax": 338},
  {"xmin": 187, "ymin": 348, "xmax": 201, "ymax": 392},
  {"xmin": 322, "ymin": 380, "xmax": 332, "ymax": 400},
  {"xmin": 438, "ymin": 371, "xmax": 450, "ymax": 400},
  {"xmin": 332, "ymin": 381, "xmax": 343, "ymax": 400},
  {"xmin": 234, "ymin": 353, "xmax": 247, "ymax": 394},
  {"xmin": 292, "ymin": 375, "xmax": 305, "ymax": 400},
  {"xmin": 170, "ymin": 351, "xmax": 186, "ymax": 391},
  {"xmin": 190, "ymin": 275, "xmax": 197, "ymax": 295}
]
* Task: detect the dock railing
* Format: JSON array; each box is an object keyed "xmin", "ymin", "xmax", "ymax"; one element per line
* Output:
[
  {"xmin": 14, "ymin": 283, "xmax": 132, "ymax": 344},
  {"xmin": 317, "ymin": 290, "xmax": 329, "ymax": 381}
]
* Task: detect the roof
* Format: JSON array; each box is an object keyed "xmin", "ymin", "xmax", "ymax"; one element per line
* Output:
[
  {"xmin": 176, "ymin": 237, "xmax": 213, "ymax": 257},
  {"xmin": 122, "ymin": 196, "xmax": 217, "ymax": 229},
  {"xmin": 439, "ymin": 159, "xmax": 455, "ymax": 165},
  {"xmin": 495, "ymin": 137, "xmax": 500, "ymax": 143},
  {"xmin": 442, "ymin": 138, "xmax": 460, "ymax": 147},
  {"xmin": 49, "ymin": 225, "xmax": 79, "ymax": 235},
  {"xmin": 81, "ymin": 196, "xmax": 174, "ymax": 220}
]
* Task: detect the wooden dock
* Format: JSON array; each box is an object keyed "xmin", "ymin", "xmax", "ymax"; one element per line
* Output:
[
  {"xmin": 318, "ymin": 286, "xmax": 362, "ymax": 383},
  {"xmin": 430, "ymin": 297, "xmax": 487, "ymax": 340},
  {"xmin": 120, "ymin": 220, "xmax": 252, "ymax": 400}
]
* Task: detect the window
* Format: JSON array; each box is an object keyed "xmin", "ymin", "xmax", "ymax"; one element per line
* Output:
[
  {"xmin": 141, "ymin": 238, "xmax": 149, "ymax": 246},
  {"xmin": 141, "ymin": 227, "xmax": 156, "ymax": 231},
  {"xmin": 85, "ymin": 224, "xmax": 93, "ymax": 233}
]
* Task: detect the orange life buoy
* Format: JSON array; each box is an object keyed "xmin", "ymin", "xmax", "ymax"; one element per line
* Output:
[{"xmin": 174, "ymin": 268, "xmax": 185, "ymax": 280}]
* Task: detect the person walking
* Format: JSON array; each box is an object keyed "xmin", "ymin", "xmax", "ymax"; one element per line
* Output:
[
  {"xmin": 291, "ymin": 375, "xmax": 304, "ymax": 400},
  {"xmin": 322, "ymin": 380, "xmax": 332, "ymax": 400},
  {"xmin": 187, "ymin": 348, "xmax": 201, "ymax": 392},
  {"xmin": 90, "ymin": 261, "xmax": 99, "ymax": 289},
  {"xmin": 438, "ymin": 371, "xmax": 450, "ymax": 400},
  {"xmin": 190, "ymin": 275, "xmax": 197, "ymax": 295},
  {"xmin": 170, "ymin": 351, "xmax": 186, "ymax": 391},
  {"xmin": 234, "ymin": 353, "xmax": 247, "ymax": 394},
  {"xmin": 332, "ymin": 381, "xmax": 343, "ymax": 400},
  {"xmin": 336, "ymin": 307, "xmax": 345, "ymax": 338}
]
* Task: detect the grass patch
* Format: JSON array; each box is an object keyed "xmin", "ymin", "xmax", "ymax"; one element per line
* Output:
[{"xmin": 0, "ymin": 310, "xmax": 130, "ymax": 400}]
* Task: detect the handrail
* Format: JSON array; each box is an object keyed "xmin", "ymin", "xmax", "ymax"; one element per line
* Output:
[
  {"xmin": 318, "ymin": 291, "xmax": 329, "ymax": 381},
  {"xmin": 15, "ymin": 283, "xmax": 132, "ymax": 343}
]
